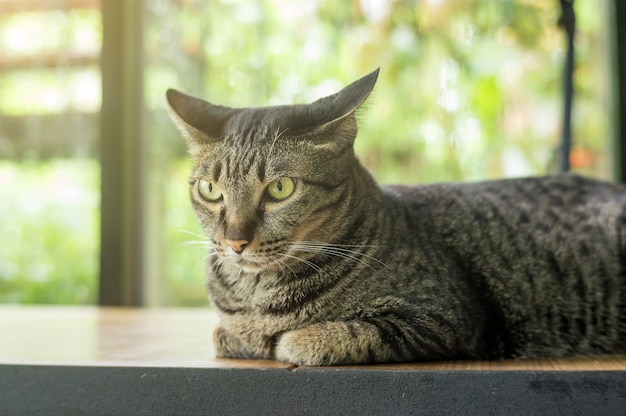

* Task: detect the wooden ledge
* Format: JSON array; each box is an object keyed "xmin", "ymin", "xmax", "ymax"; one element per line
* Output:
[
  {"xmin": 1, "ymin": 305, "xmax": 625, "ymax": 370},
  {"xmin": 1, "ymin": 306, "xmax": 626, "ymax": 415}
]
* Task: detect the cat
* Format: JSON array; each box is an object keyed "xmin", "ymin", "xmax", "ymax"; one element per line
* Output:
[{"xmin": 166, "ymin": 68, "xmax": 626, "ymax": 366}]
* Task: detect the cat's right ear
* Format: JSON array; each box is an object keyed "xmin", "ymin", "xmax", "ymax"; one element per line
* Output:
[{"xmin": 165, "ymin": 89, "xmax": 234, "ymax": 152}]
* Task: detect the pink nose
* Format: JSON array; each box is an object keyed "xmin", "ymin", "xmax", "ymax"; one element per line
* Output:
[{"xmin": 225, "ymin": 239, "xmax": 249, "ymax": 254}]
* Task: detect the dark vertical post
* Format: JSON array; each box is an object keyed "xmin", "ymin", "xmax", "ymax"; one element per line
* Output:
[
  {"xmin": 558, "ymin": 0, "xmax": 575, "ymax": 173},
  {"xmin": 613, "ymin": 0, "xmax": 626, "ymax": 182},
  {"xmin": 100, "ymin": 0, "xmax": 145, "ymax": 305}
]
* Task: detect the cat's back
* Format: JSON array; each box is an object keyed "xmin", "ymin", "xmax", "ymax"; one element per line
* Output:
[
  {"xmin": 385, "ymin": 174, "xmax": 626, "ymax": 278},
  {"xmin": 387, "ymin": 174, "xmax": 626, "ymax": 214},
  {"xmin": 384, "ymin": 174, "xmax": 626, "ymax": 256},
  {"xmin": 386, "ymin": 174, "xmax": 626, "ymax": 241},
  {"xmin": 384, "ymin": 174, "xmax": 626, "ymax": 358}
]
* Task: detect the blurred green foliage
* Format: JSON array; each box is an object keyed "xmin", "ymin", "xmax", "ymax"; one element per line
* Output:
[
  {"xmin": 0, "ymin": 160, "xmax": 98, "ymax": 303},
  {"xmin": 147, "ymin": 0, "xmax": 611, "ymax": 184}
]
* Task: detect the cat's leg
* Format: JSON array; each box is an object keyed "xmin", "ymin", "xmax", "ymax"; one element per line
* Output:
[
  {"xmin": 274, "ymin": 320, "xmax": 405, "ymax": 366},
  {"xmin": 213, "ymin": 326, "xmax": 247, "ymax": 358},
  {"xmin": 214, "ymin": 326, "xmax": 275, "ymax": 360},
  {"xmin": 274, "ymin": 310, "xmax": 482, "ymax": 366}
]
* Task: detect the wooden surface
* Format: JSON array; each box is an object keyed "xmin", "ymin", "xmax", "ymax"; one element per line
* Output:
[
  {"xmin": 1, "ymin": 305, "xmax": 625, "ymax": 371},
  {"xmin": 3, "ymin": 306, "xmax": 626, "ymax": 415}
]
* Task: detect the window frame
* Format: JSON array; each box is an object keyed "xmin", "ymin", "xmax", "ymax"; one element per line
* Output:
[{"xmin": 99, "ymin": 0, "xmax": 146, "ymax": 305}]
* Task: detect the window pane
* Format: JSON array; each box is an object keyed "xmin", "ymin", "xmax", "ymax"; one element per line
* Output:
[
  {"xmin": 144, "ymin": 0, "xmax": 613, "ymax": 306},
  {"xmin": 0, "ymin": 1, "xmax": 101, "ymax": 304}
]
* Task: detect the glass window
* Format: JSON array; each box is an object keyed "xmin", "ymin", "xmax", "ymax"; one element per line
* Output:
[
  {"xmin": 0, "ymin": 0, "xmax": 101, "ymax": 304},
  {"xmin": 0, "ymin": 0, "xmax": 614, "ymax": 306}
]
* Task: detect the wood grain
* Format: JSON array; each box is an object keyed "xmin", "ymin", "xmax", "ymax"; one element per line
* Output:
[{"xmin": 0, "ymin": 306, "xmax": 624, "ymax": 371}]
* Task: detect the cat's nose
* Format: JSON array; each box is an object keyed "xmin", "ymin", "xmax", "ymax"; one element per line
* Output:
[{"xmin": 225, "ymin": 239, "xmax": 249, "ymax": 254}]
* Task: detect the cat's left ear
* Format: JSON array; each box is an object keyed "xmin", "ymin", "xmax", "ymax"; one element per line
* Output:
[
  {"xmin": 165, "ymin": 89, "xmax": 235, "ymax": 154},
  {"xmin": 305, "ymin": 68, "xmax": 379, "ymax": 150}
]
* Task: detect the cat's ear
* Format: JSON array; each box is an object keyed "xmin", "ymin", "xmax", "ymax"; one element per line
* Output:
[
  {"xmin": 166, "ymin": 89, "xmax": 235, "ymax": 152},
  {"xmin": 315, "ymin": 68, "xmax": 379, "ymax": 121},
  {"xmin": 304, "ymin": 68, "xmax": 379, "ymax": 150}
]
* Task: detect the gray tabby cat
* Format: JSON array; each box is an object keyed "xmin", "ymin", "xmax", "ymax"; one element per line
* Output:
[{"xmin": 166, "ymin": 69, "xmax": 626, "ymax": 366}]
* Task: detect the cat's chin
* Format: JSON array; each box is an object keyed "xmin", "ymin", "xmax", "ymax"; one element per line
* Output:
[
  {"xmin": 221, "ymin": 255, "xmax": 279, "ymax": 274},
  {"xmin": 218, "ymin": 246, "xmax": 309, "ymax": 274}
]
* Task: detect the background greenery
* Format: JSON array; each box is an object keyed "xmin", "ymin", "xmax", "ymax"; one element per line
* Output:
[{"xmin": 0, "ymin": 0, "xmax": 613, "ymax": 305}]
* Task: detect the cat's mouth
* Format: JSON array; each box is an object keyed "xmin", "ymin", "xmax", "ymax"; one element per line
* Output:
[
  {"xmin": 220, "ymin": 250, "xmax": 281, "ymax": 273},
  {"xmin": 217, "ymin": 239, "xmax": 346, "ymax": 274},
  {"xmin": 214, "ymin": 238, "xmax": 298, "ymax": 272},
  {"xmin": 218, "ymin": 246, "xmax": 308, "ymax": 273}
]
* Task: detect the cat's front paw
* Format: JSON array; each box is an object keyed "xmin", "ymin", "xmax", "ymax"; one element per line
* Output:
[
  {"xmin": 214, "ymin": 326, "xmax": 276, "ymax": 360},
  {"xmin": 275, "ymin": 323, "xmax": 354, "ymax": 366},
  {"xmin": 275, "ymin": 327, "xmax": 326, "ymax": 366},
  {"xmin": 213, "ymin": 326, "xmax": 245, "ymax": 358}
]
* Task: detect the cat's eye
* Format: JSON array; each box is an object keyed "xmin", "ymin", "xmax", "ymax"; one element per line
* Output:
[
  {"xmin": 266, "ymin": 178, "xmax": 296, "ymax": 201},
  {"xmin": 198, "ymin": 180, "xmax": 223, "ymax": 202}
]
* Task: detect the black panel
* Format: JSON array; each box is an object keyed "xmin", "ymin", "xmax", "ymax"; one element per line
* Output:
[{"xmin": 2, "ymin": 365, "xmax": 626, "ymax": 415}]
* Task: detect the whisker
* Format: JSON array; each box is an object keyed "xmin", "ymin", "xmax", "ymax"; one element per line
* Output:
[
  {"xmin": 178, "ymin": 240, "xmax": 213, "ymax": 249},
  {"xmin": 279, "ymin": 252, "xmax": 325, "ymax": 276},
  {"xmin": 173, "ymin": 229, "xmax": 216, "ymax": 272},
  {"xmin": 197, "ymin": 250, "xmax": 223, "ymax": 273},
  {"xmin": 295, "ymin": 246, "xmax": 378, "ymax": 273},
  {"xmin": 236, "ymin": 266, "xmax": 243, "ymax": 281},
  {"xmin": 319, "ymin": 247, "xmax": 391, "ymax": 270},
  {"xmin": 266, "ymin": 127, "xmax": 290, "ymax": 165},
  {"xmin": 174, "ymin": 229, "xmax": 213, "ymax": 256},
  {"xmin": 173, "ymin": 229, "xmax": 210, "ymax": 240},
  {"xmin": 296, "ymin": 240, "xmax": 382, "ymax": 249},
  {"xmin": 290, "ymin": 241, "xmax": 392, "ymax": 273},
  {"xmin": 208, "ymin": 256, "xmax": 225, "ymax": 275},
  {"xmin": 308, "ymin": 225, "xmax": 336, "ymax": 240},
  {"xmin": 268, "ymin": 254, "xmax": 298, "ymax": 279}
]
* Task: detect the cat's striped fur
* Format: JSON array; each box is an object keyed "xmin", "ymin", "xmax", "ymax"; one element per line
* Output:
[{"xmin": 166, "ymin": 69, "xmax": 626, "ymax": 365}]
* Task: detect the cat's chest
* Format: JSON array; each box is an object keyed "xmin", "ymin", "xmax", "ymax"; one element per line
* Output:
[
  {"xmin": 208, "ymin": 266, "xmax": 351, "ymax": 339},
  {"xmin": 208, "ymin": 266, "xmax": 315, "ymax": 314},
  {"xmin": 215, "ymin": 289, "xmax": 315, "ymax": 354}
]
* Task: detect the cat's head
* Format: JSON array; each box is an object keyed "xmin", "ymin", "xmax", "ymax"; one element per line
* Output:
[{"xmin": 166, "ymin": 69, "xmax": 379, "ymax": 272}]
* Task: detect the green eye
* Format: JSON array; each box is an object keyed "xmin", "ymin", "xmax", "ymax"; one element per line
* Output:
[
  {"xmin": 198, "ymin": 180, "xmax": 222, "ymax": 202},
  {"xmin": 266, "ymin": 178, "xmax": 296, "ymax": 201}
]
